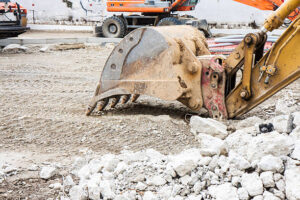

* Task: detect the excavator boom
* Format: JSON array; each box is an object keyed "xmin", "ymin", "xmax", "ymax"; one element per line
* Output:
[{"xmin": 87, "ymin": 0, "xmax": 300, "ymax": 119}]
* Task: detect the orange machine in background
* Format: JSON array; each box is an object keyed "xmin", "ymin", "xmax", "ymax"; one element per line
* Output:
[
  {"xmin": 0, "ymin": 0, "xmax": 28, "ymax": 39},
  {"xmin": 98, "ymin": 0, "xmax": 212, "ymax": 38},
  {"xmin": 97, "ymin": 0, "xmax": 300, "ymax": 38},
  {"xmin": 234, "ymin": 0, "xmax": 300, "ymax": 21}
]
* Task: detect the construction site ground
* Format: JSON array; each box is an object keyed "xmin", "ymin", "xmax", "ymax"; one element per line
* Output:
[{"xmin": 0, "ymin": 40, "xmax": 299, "ymax": 199}]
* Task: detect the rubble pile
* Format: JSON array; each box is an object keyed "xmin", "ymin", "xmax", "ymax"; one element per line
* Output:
[{"xmin": 62, "ymin": 112, "xmax": 300, "ymax": 200}]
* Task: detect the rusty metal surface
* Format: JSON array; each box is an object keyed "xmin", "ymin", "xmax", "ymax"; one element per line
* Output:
[
  {"xmin": 87, "ymin": 25, "xmax": 210, "ymax": 115},
  {"xmin": 199, "ymin": 55, "xmax": 228, "ymax": 119}
]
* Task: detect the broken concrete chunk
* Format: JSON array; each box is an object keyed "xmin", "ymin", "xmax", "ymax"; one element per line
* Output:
[
  {"xmin": 208, "ymin": 183, "xmax": 239, "ymax": 200},
  {"xmin": 197, "ymin": 133, "xmax": 228, "ymax": 156},
  {"xmin": 285, "ymin": 167, "xmax": 300, "ymax": 200},
  {"xmin": 258, "ymin": 155, "xmax": 284, "ymax": 173},
  {"xmin": 69, "ymin": 185, "xmax": 88, "ymax": 200},
  {"xmin": 241, "ymin": 172, "xmax": 263, "ymax": 196},
  {"xmin": 171, "ymin": 160, "xmax": 197, "ymax": 177},
  {"xmin": 260, "ymin": 171, "xmax": 275, "ymax": 188},
  {"xmin": 2, "ymin": 44, "xmax": 28, "ymax": 53},
  {"xmin": 40, "ymin": 166, "xmax": 57, "ymax": 180},
  {"xmin": 291, "ymin": 140, "xmax": 300, "ymax": 160},
  {"xmin": 190, "ymin": 116, "xmax": 228, "ymax": 139}
]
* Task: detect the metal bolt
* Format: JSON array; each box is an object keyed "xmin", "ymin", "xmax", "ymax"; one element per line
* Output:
[
  {"xmin": 234, "ymin": 52, "xmax": 240, "ymax": 59},
  {"xmin": 244, "ymin": 36, "xmax": 252, "ymax": 44},
  {"xmin": 240, "ymin": 91, "xmax": 247, "ymax": 98}
]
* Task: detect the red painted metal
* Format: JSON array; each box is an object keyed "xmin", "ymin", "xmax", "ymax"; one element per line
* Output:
[{"xmin": 201, "ymin": 57, "xmax": 228, "ymax": 119}]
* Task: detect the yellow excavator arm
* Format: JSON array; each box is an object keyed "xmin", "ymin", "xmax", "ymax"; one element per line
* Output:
[{"xmin": 86, "ymin": 0, "xmax": 300, "ymax": 119}]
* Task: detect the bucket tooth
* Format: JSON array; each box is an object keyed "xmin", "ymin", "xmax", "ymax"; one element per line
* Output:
[
  {"xmin": 131, "ymin": 94, "xmax": 140, "ymax": 103},
  {"xmin": 109, "ymin": 96, "xmax": 121, "ymax": 108},
  {"xmin": 120, "ymin": 94, "xmax": 131, "ymax": 104},
  {"xmin": 97, "ymin": 98, "xmax": 109, "ymax": 111}
]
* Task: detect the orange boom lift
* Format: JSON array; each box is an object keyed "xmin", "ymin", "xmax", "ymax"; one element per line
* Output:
[{"xmin": 234, "ymin": 0, "xmax": 300, "ymax": 20}]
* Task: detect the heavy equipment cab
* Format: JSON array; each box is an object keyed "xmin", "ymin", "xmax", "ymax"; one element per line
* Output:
[{"xmin": 0, "ymin": 0, "xmax": 28, "ymax": 39}]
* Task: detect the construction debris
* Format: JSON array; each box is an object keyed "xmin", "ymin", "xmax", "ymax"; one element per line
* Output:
[{"xmin": 26, "ymin": 113, "xmax": 298, "ymax": 200}]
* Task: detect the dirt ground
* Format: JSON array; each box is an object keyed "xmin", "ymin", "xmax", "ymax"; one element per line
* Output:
[{"xmin": 0, "ymin": 45, "xmax": 299, "ymax": 199}]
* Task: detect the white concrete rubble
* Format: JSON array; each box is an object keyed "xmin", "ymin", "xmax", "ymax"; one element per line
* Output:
[
  {"xmin": 190, "ymin": 116, "xmax": 228, "ymax": 139},
  {"xmin": 40, "ymin": 166, "xmax": 57, "ymax": 180}
]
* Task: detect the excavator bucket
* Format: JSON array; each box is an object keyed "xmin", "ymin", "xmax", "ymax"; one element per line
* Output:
[{"xmin": 86, "ymin": 25, "xmax": 227, "ymax": 117}]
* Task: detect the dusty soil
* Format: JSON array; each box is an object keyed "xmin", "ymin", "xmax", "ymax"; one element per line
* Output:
[{"xmin": 0, "ymin": 46, "xmax": 299, "ymax": 199}]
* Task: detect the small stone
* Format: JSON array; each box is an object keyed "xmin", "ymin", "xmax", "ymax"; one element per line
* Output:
[
  {"xmin": 136, "ymin": 182, "xmax": 147, "ymax": 190},
  {"xmin": 198, "ymin": 157, "xmax": 212, "ymax": 166},
  {"xmin": 252, "ymin": 195, "xmax": 263, "ymax": 200},
  {"xmin": 188, "ymin": 174, "xmax": 198, "ymax": 186},
  {"xmin": 190, "ymin": 116, "xmax": 228, "ymax": 139},
  {"xmin": 180, "ymin": 175, "xmax": 191, "ymax": 185},
  {"xmin": 285, "ymin": 167, "xmax": 300, "ymax": 200},
  {"xmin": 49, "ymin": 182, "xmax": 62, "ymax": 190},
  {"xmin": 99, "ymin": 180, "xmax": 115, "ymax": 199},
  {"xmin": 69, "ymin": 185, "xmax": 88, "ymax": 200},
  {"xmin": 158, "ymin": 186, "xmax": 172, "ymax": 199},
  {"xmin": 105, "ymin": 43, "xmax": 115, "ymax": 49},
  {"xmin": 102, "ymin": 155, "xmax": 119, "ymax": 172},
  {"xmin": 237, "ymin": 187, "xmax": 249, "ymax": 200},
  {"xmin": 131, "ymin": 174, "xmax": 145, "ymax": 182},
  {"xmin": 146, "ymin": 176, "xmax": 166, "ymax": 186},
  {"xmin": 28, "ymin": 164, "xmax": 39, "ymax": 171},
  {"xmin": 64, "ymin": 175, "xmax": 75, "ymax": 186},
  {"xmin": 2, "ymin": 44, "xmax": 28, "ymax": 53},
  {"xmin": 293, "ymin": 112, "xmax": 300, "ymax": 126},
  {"xmin": 273, "ymin": 189, "xmax": 285, "ymax": 200},
  {"xmin": 228, "ymin": 151, "xmax": 251, "ymax": 171},
  {"xmin": 275, "ymin": 179, "xmax": 285, "ymax": 192},
  {"xmin": 143, "ymin": 191, "xmax": 158, "ymax": 200},
  {"xmin": 114, "ymin": 162, "xmax": 127, "ymax": 175},
  {"xmin": 260, "ymin": 171, "xmax": 275, "ymax": 188},
  {"xmin": 77, "ymin": 165, "xmax": 90, "ymax": 180},
  {"xmin": 241, "ymin": 173, "xmax": 263, "ymax": 196},
  {"xmin": 231, "ymin": 176, "xmax": 241, "ymax": 187},
  {"xmin": 164, "ymin": 174, "xmax": 173, "ymax": 182},
  {"xmin": 271, "ymin": 115, "xmax": 291, "ymax": 133},
  {"xmin": 290, "ymin": 127, "xmax": 300, "ymax": 140},
  {"xmin": 40, "ymin": 166, "xmax": 57, "ymax": 179},
  {"xmin": 273, "ymin": 173, "xmax": 283, "ymax": 182},
  {"xmin": 88, "ymin": 185, "xmax": 101, "ymax": 200},
  {"xmin": 263, "ymin": 191, "xmax": 281, "ymax": 200},
  {"xmin": 208, "ymin": 183, "xmax": 239, "ymax": 200},
  {"xmin": 197, "ymin": 133, "xmax": 228, "ymax": 156},
  {"xmin": 193, "ymin": 181, "xmax": 205, "ymax": 194},
  {"xmin": 172, "ymin": 160, "xmax": 197, "ymax": 177},
  {"xmin": 258, "ymin": 155, "xmax": 284, "ymax": 173},
  {"xmin": 40, "ymin": 46, "xmax": 49, "ymax": 52},
  {"xmin": 291, "ymin": 140, "xmax": 300, "ymax": 160},
  {"xmin": 236, "ymin": 116, "xmax": 262, "ymax": 129}
]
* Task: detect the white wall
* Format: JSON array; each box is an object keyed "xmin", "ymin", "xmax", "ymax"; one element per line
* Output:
[{"xmin": 12, "ymin": 0, "xmax": 271, "ymax": 25}]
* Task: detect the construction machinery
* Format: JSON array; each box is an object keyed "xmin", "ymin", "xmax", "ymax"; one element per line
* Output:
[
  {"xmin": 0, "ymin": 0, "xmax": 28, "ymax": 39},
  {"xmin": 234, "ymin": 0, "xmax": 300, "ymax": 21},
  {"xmin": 97, "ymin": 0, "xmax": 212, "ymax": 38},
  {"xmin": 97, "ymin": 0, "xmax": 299, "ymax": 38},
  {"xmin": 87, "ymin": 0, "xmax": 300, "ymax": 119}
]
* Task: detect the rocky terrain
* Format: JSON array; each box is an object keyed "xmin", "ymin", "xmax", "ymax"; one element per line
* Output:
[{"xmin": 0, "ymin": 43, "xmax": 299, "ymax": 200}]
